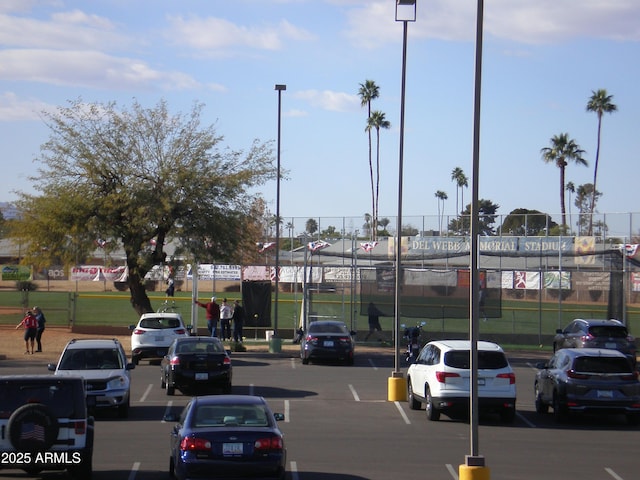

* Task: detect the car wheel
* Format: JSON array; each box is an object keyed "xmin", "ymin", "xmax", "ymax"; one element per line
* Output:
[
  {"xmin": 407, "ymin": 380, "xmax": 421, "ymax": 410},
  {"xmin": 534, "ymin": 383, "xmax": 548, "ymax": 414},
  {"xmin": 626, "ymin": 413, "xmax": 640, "ymax": 426},
  {"xmin": 223, "ymin": 382, "xmax": 232, "ymax": 394},
  {"xmin": 166, "ymin": 378, "xmax": 175, "ymax": 396},
  {"xmin": 425, "ymin": 387, "xmax": 440, "ymax": 421},
  {"xmin": 68, "ymin": 449, "xmax": 92, "ymax": 480},
  {"xmin": 552, "ymin": 392, "xmax": 567, "ymax": 423},
  {"xmin": 302, "ymin": 356, "xmax": 309, "ymax": 365},
  {"xmin": 161, "ymin": 375, "xmax": 166, "ymax": 389},
  {"xmin": 500, "ymin": 406, "xmax": 516, "ymax": 423},
  {"xmin": 132, "ymin": 355, "xmax": 139, "ymax": 366},
  {"xmin": 118, "ymin": 398, "xmax": 130, "ymax": 419},
  {"xmin": 8, "ymin": 403, "xmax": 59, "ymax": 452},
  {"xmin": 169, "ymin": 456, "xmax": 175, "ymax": 479}
]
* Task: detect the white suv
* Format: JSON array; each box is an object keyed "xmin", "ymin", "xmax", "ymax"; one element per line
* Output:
[
  {"xmin": 48, "ymin": 338, "xmax": 134, "ymax": 418},
  {"xmin": 129, "ymin": 312, "xmax": 190, "ymax": 365},
  {"xmin": 406, "ymin": 340, "xmax": 517, "ymax": 423}
]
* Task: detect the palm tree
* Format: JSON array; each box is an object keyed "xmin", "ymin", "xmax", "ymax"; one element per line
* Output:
[
  {"xmin": 358, "ymin": 80, "xmax": 380, "ymax": 240},
  {"xmin": 450, "ymin": 167, "xmax": 468, "ymax": 217},
  {"xmin": 586, "ymin": 89, "xmax": 617, "ymax": 235},
  {"xmin": 435, "ymin": 190, "xmax": 448, "ymax": 233},
  {"xmin": 565, "ymin": 181, "xmax": 575, "ymax": 234},
  {"xmin": 541, "ymin": 133, "xmax": 587, "ymax": 228},
  {"xmin": 366, "ymin": 110, "xmax": 390, "ymax": 239}
]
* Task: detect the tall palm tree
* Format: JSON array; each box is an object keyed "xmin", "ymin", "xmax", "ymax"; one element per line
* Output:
[
  {"xmin": 450, "ymin": 167, "xmax": 468, "ymax": 216},
  {"xmin": 435, "ymin": 190, "xmax": 448, "ymax": 233},
  {"xmin": 541, "ymin": 133, "xmax": 588, "ymax": 228},
  {"xmin": 565, "ymin": 181, "xmax": 575, "ymax": 234},
  {"xmin": 366, "ymin": 110, "xmax": 390, "ymax": 239},
  {"xmin": 358, "ymin": 80, "xmax": 380, "ymax": 239},
  {"xmin": 586, "ymin": 89, "xmax": 617, "ymax": 235}
]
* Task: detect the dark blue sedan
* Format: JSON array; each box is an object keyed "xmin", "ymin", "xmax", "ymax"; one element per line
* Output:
[{"xmin": 165, "ymin": 395, "xmax": 286, "ymax": 480}]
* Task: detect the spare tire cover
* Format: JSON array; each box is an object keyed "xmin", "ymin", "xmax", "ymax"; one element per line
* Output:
[{"xmin": 7, "ymin": 403, "xmax": 60, "ymax": 452}]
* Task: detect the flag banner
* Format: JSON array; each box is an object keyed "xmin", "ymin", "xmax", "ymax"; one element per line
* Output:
[
  {"xmin": 360, "ymin": 241, "xmax": 378, "ymax": 252},
  {"xmin": 308, "ymin": 240, "xmax": 330, "ymax": 252}
]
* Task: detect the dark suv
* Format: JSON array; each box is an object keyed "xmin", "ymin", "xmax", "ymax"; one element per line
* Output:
[
  {"xmin": 0, "ymin": 375, "xmax": 94, "ymax": 479},
  {"xmin": 553, "ymin": 319, "xmax": 637, "ymax": 366}
]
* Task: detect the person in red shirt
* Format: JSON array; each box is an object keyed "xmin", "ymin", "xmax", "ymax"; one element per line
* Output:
[
  {"xmin": 15, "ymin": 310, "xmax": 38, "ymax": 354},
  {"xmin": 195, "ymin": 297, "xmax": 220, "ymax": 337}
]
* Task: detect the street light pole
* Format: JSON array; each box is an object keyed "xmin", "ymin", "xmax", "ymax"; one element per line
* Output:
[
  {"xmin": 273, "ymin": 84, "xmax": 286, "ymax": 352},
  {"xmin": 388, "ymin": 0, "xmax": 416, "ymax": 402}
]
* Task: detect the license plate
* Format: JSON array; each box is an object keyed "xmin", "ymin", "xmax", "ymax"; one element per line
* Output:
[
  {"xmin": 323, "ymin": 340, "xmax": 334, "ymax": 347},
  {"xmin": 195, "ymin": 373, "xmax": 208, "ymax": 381},
  {"xmin": 605, "ymin": 342, "xmax": 617, "ymax": 349},
  {"xmin": 478, "ymin": 378, "xmax": 485, "ymax": 386},
  {"xmin": 597, "ymin": 390, "xmax": 613, "ymax": 398},
  {"xmin": 154, "ymin": 335, "xmax": 164, "ymax": 342},
  {"xmin": 223, "ymin": 443, "xmax": 243, "ymax": 455}
]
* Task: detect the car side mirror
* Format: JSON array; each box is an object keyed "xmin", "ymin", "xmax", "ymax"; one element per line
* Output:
[
  {"xmin": 273, "ymin": 413, "xmax": 285, "ymax": 422},
  {"xmin": 163, "ymin": 412, "xmax": 178, "ymax": 422},
  {"xmin": 129, "ymin": 324, "xmax": 135, "ymax": 330},
  {"xmin": 47, "ymin": 363, "xmax": 56, "ymax": 372},
  {"xmin": 126, "ymin": 363, "xmax": 135, "ymax": 370},
  {"xmin": 555, "ymin": 329, "xmax": 562, "ymax": 334},
  {"xmin": 350, "ymin": 331, "xmax": 357, "ymax": 337},
  {"xmin": 535, "ymin": 361, "xmax": 548, "ymax": 369}
]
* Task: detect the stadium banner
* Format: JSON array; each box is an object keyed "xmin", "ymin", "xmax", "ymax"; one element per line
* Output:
[
  {"xmin": 410, "ymin": 235, "xmax": 583, "ymax": 255},
  {"xmin": 1, "ymin": 265, "xmax": 32, "ymax": 281}
]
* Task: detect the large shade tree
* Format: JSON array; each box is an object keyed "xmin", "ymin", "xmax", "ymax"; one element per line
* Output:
[
  {"xmin": 447, "ymin": 199, "xmax": 500, "ymax": 236},
  {"xmin": 11, "ymin": 99, "xmax": 276, "ymax": 315},
  {"xmin": 586, "ymin": 89, "xmax": 617, "ymax": 235},
  {"xmin": 540, "ymin": 133, "xmax": 587, "ymax": 228}
]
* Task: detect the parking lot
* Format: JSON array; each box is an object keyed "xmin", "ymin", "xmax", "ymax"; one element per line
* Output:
[{"xmin": 1, "ymin": 348, "xmax": 639, "ymax": 480}]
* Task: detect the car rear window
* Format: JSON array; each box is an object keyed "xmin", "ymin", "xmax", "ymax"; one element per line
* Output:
[
  {"xmin": 140, "ymin": 317, "xmax": 182, "ymax": 329},
  {"xmin": 588, "ymin": 326, "xmax": 628, "ymax": 338},
  {"xmin": 192, "ymin": 405, "xmax": 270, "ymax": 428},
  {"xmin": 309, "ymin": 324, "xmax": 348, "ymax": 334},
  {"xmin": 0, "ymin": 382, "xmax": 81, "ymax": 419},
  {"xmin": 573, "ymin": 356, "xmax": 632, "ymax": 373},
  {"xmin": 444, "ymin": 350, "xmax": 509, "ymax": 370}
]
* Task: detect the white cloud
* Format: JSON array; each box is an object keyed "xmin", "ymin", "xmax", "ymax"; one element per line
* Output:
[
  {"xmin": 294, "ymin": 89, "xmax": 360, "ymax": 112},
  {"xmin": 0, "ymin": 92, "xmax": 54, "ymax": 121}
]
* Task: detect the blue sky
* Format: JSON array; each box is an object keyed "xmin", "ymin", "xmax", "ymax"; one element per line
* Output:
[{"xmin": 0, "ymin": 0, "xmax": 638, "ymax": 238}]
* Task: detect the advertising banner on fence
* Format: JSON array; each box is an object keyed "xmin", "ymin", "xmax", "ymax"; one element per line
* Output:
[
  {"xmin": 1, "ymin": 265, "xmax": 32, "ymax": 281},
  {"xmin": 71, "ymin": 265, "xmax": 127, "ymax": 282}
]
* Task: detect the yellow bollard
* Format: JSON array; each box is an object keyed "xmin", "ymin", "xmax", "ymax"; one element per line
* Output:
[
  {"xmin": 387, "ymin": 375, "xmax": 407, "ymax": 401},
  {"xmin": 459, "ymin": 465, "xmax": 490, "ymax": 480}
]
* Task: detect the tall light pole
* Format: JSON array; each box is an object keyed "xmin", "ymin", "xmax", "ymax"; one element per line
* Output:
[
  {"xmin": 272, "ymin": 83, "xmax": 286, "ymax": 353},
  {"xmin": 388, "ymin": 0, "xmax": 416, "ymax": 402}
]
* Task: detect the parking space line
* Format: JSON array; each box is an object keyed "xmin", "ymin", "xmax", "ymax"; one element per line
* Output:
[
  {"xmin": 394, "ymin": 401, "xmax": 411, "ymax": 424},
  {"xmin": 139, "ymin": 383, "xmax": 153, "ymax": 403},
  {"xmin": 161, "ymin": 400, "xmax": 173, "ymax": 423},
  {"xmin": 516, "ymin": 411, "xmax": 537, "ymax": 428},
  {"xmin": 367, "ymin": 358, "xmax": 379, "ymax": 370},
  {"xmin": 290, "ymin": 357, "xmax": 297, "ymax": 369},
  {"xmin": 289, "ymin": 460, "xmax": 299, "ymax": 480},
  {"xmin": 284, "ymin": 399, "xmax": 290, "ymax": 423},
  {"xmin": 605, "ymin": 467, "xmax": 624, "ymax": 480},
  {"xmin": 446, "ymin": 463, "xmax": 459, "ymax": 479},
  {"xmin": 128, "ymin": 461, "xmax": 140, "ymax": 480},
  {"xmin": 348, "ymin": 384, "xmax": 360, "ymax": 401}
]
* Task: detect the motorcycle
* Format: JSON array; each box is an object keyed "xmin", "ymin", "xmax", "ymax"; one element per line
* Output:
[{"xmin": 403, "ymin": 321, "xmax": 426, "ymax": 364}]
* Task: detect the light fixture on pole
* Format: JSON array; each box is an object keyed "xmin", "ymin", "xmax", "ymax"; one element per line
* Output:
[
  {"xmin": 271, "ymin": 83, "xmax": 286, "ymax": 353},
  {"xmin": 388, "ymin": 0, "xmax": 416, "ymax": 402}
]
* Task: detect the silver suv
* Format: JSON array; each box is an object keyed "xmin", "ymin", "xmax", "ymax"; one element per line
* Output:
[
  {"xmin": 0, "ymin": 375, "xmax": 94, "ymax": 479},
  {"xmin": 48, "ymin": 338, "xmax": 134, "ymax": 418},
  {"xmin": 129, "ymin": 312, "xmax": 190, "ymax": 365},
  {"xmin": 406, "ymin": 340, "xmax": 517, "ymax": 423}
]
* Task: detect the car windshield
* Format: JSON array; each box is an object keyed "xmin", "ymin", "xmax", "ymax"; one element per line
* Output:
[
  {"xmin": 140, "ymin": 317, "xmax": 182, "ymax": 329},
  {"xmin": 444, "ymin": 350, "xmax": 508, "ymax": 370},
  {"xmin": 573, "ymin": 356, "xmax": 632, "ymax": 373},
  {"xmin": 309, "ymin": 324, "xmax": 347, "ymax": 335},
  {"xmin": 0, "ymin": 383, "xmax": 80, "ymax": 419},
  {"xmin": 588, "ymin": 326, "xmax": 628, "ymax": 338},
  {"xmin": 177, "ymin": 341, "xmax": 224, "ymax": 354},
  {"xmin": 59, "ymin": 348, "xmax": 123, "ymax": 370},
  {"xmin": 191, "ymin": 405, "xmax": 270, "ymax": 428}
]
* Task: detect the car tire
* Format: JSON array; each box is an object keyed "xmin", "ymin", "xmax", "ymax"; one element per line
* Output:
[
  {"xmin": 169, "ymin": 456, "xmax": 176, "ymax": 479},
  {"xmin": 407, "ymin": 380, "xmax": 421, "ymax": 410},
  {"xmin": 166, "ymin": 378, "xmax": 175, "ymax": 396},
  {"xmin": 302, "ymin": 356, "xmax": 309, "ymax": 365},
  {"xmin": 552, "ymin": 392, "xmax": 567, "ymax": 423},
  {"xmin": 118, "ymin": 397, "xmax": 130, "ymax": 419},
  {"xmin": 161, "ymin": 371, "xmax": 167, "ymax": 389},
  {"xmin": 132, "ymin": 355, "xmax": 139, "ymax": 366},
  {"xmin": 425, "ymin": 387, "xmax": 440, "ymax": 421},
  {"xmin": 68, "ymin": 449, "xmax": 92, "ymax": 480},
  {"xmin": 534, "ymin": 383, "xmax": 548, "ymax": 414},
  {"xmin": 8, "ymin": 403, "xmax": 59, "ymax": 452},
  {"xmin": 500, "ymin": 406, "xmax": 516, "ymax": 423},
  {"xmin": 626, "ymin": 413, "xmax": 640, "ymax": 426}
]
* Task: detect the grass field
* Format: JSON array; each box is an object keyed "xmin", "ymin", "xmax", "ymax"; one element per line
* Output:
[{"xmin": 2, "ymin": 289, "xmax": 639, "ymax": 342}]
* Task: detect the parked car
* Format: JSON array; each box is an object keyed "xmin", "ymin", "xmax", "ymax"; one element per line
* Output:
[
  {"xmin": 553, "ymin": 319, "xmax": 636, "ymax": 366},
  {"xmin": 48, "ymin": 338, "xmax": 134, "ymax": 418},
  {"xmin": 300, "ymin": 320, "xmax": 355, "ymax": 365},
  {"xmin": 161, "ymin": 336, "xmax": 232, "ymax": 395},
  {"xmin": 0, "ymin": 375, "xmax": 94, "ymax": 479},
  {"xmin": 534, "ymin": 348, "xmax": 640, "ymax": 424},
  {"xmin": 129, "ymin": 312, "xmax": 190, "ymax": 365},
  {"xmin": 406, "ymin": 340, "xmax": 517, "ymax": 422},
  {"xmin": 164, "ymin": 394, "xmax": 286, "ymax": 480}
]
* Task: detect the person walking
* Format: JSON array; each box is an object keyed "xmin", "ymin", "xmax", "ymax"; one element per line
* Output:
[
  {"xmin": 364, "ymin": 302, "xmax": 384, "ymax": 341},
  {"xmin": 16, "ymin": 310, "xmax": 38, "ymax": 354},
  {"xmin": 232, "ymin": 300, "xmax": 245, "ymax": 343},
  {"xmin": 195, "ymin": 297, "xmax": 220, "ymax": 337},
  {"xmin": 219, "ymin": 298, "xmax": 233, "ymax": 340},
  {"xmin": 33, "ymin": 306, "xmax": 46, "ymax": 352}
]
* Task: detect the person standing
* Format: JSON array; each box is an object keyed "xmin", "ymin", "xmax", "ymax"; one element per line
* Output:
[
  {"xmin": 195, "ymin": 297, "xmax": 220, "ymax": 337},
  {"xmin": 165, "ymin": 277, "xmax": 175, "ymax": 298},
  {"xmin": 33, "ymin": 306, "xmax": 46, "ymax": 352},
  {"xmin": 232, "ymin": 300, "xmax": 245, "ymax": 343},
  {"xmin": 16, "ymin": 310, "xmax": 38, "ymax": 354},
  {"xmin": 219, "ymin": 298, "xmax": 233, "ymax": 341}
]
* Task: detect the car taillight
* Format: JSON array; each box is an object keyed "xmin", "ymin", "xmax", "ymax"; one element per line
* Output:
[
  {"xmin": 580, "ymin": 333, "xmax": 595, "ymax": 342},
  {"xmin": 170, "ymin": 356, "xmax": 180, "ymax": 366},
  {"xmin": 175, "ymin": 329, "xmax": 186, "ymax": 335},
  {"xmin": 339, "ymin": 336, "xmax": 352, "ymax": 344},
  {"xmin": 567, "ymin": 369, "xmax": 589, "ymax": 379},
  {"xmin": 223, "ymin": 357, "xmax": 231, "ymax": 365},
  {"xmin": 306, "ymin": 335, "xmax": 318, "ymax": 345},
  {"xmin": 435, "ymin": 371, "xmax": 460, "ymax": 383},
  {"xmin": 621, "ymin": 372, "xmax": 638, "ymax": 381},
  {"xmin": 254, "ymin": 436, "xmax": 283, "ymax": 452},
  {"xmin": 497, "ymin": 372, "xmax": 516, "ymax": 384},
  {"xmin": 180, "ymin": 436, "xmax": 211, "ymax": 451},
  {"xmin": 133, "ymin": 329, "xmax": 145, "ymax": 335},
  {"xmin": 74, "ymin": 420, "xmax": 86, "ymax": 435}
]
